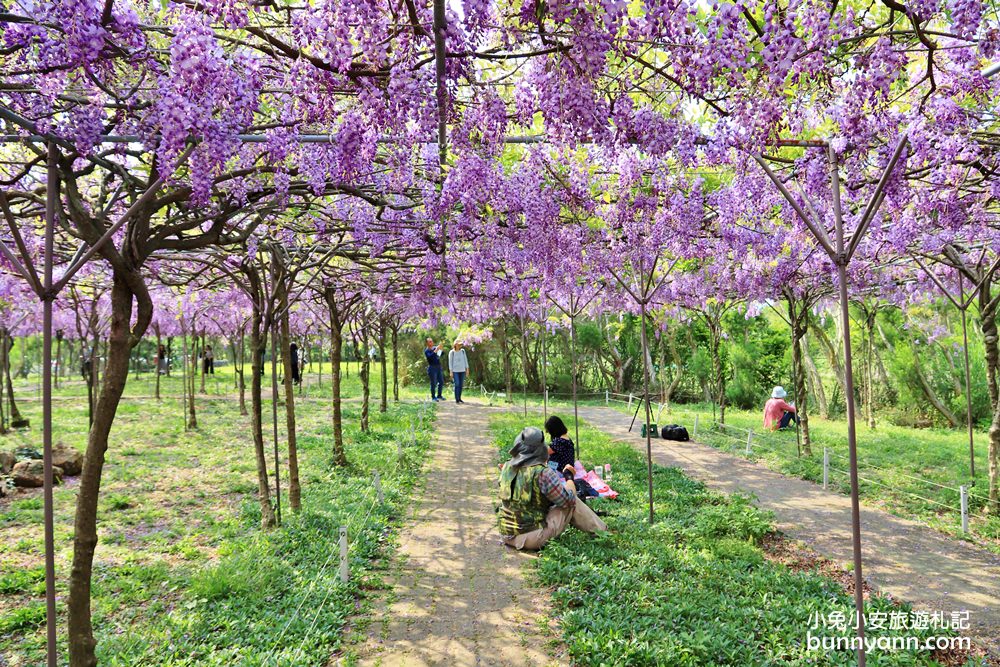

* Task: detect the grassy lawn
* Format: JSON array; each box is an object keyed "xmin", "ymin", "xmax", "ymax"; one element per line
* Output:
[
  {"xmin": 0, "ymin": 363, "xmax": 433, "ymax": 666},
  {"xmin": 489, "ymin": 412, "xmax": 967, "ymax": 667},
  {"xmin": 614, "ymin": 401, "xmax": 1000, "ymax": 551}
]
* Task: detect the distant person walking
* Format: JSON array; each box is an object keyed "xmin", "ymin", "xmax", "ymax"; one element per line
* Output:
[
  {"xmin": 155, "ymin": 344, "xmax": 168, "ymax": 375},
  {"xmin": 763, "ymin": 386, "xmax": 797, "ymax": 430},
  {"xmin": 290, "ymin": 343, "xmax": 300, "ymax": 385},
  {"xmin": 425, "ymin": 338, "xmax": 444, "ymax": 401},
  {"xmin": 448, "ymin": 341, "xmax": 468, "ymax": 404},
  {"xmin": 203, "ymin": 344, "xmax": 214, "ymax": 375}
]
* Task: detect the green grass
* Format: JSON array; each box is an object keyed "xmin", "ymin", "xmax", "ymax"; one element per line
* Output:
[
  {"xmin": 600, "ymin": 401, "xmax": 1000, "ymax": 550},
  {"xmin": 493, "ymin": 392, "xmax": 999, "ymax": 550},
  {"xmin": 490, "ymin": 412, "xmax": 965, "ymax": 667},
  {"xmin": 0, "ymin": 365, "xmax": 435, "ymax": 666}
]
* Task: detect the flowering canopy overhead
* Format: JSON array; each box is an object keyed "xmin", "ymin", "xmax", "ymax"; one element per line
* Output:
[{"xmin": 0, "ymin": 0, "xmax": 994, "ymax": 321}]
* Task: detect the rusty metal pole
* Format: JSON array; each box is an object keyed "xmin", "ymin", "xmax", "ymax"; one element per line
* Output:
[
  {"xmin": 541, "ymin": 303, "xmax": 548, "ymax": 421},
  {"xmin": 830, "ymin": 146, "xmax": 867, "ymax": 667},
  {"xmin": 570, "ymin": 299, "xmax": 580, "ymax": 460},
  {"xmin": 639, "ymin": 299, "xmax": 655, "ymax": 523},
  {"xmin": 42, "ymin": 142, "xmax": 58, "ymax": 667}
]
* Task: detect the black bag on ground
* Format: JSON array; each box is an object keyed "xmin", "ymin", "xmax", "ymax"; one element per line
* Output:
[{"xmin": 661, "ymin": 424, "xmax": 689, "ymax": 441}]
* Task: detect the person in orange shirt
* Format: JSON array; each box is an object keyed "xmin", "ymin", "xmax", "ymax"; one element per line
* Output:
[{"xmin": 763, "ymin": 386, "xmax": 797, "ymax": 430}]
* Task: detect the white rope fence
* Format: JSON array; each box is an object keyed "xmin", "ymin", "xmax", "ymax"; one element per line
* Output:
[{"xmin": 262, "ymin": 399, "xmax": 433, "ymax": 662}]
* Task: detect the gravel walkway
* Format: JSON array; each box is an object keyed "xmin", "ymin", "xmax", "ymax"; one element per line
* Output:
[{"xmin": 355, "ymin": 401, "xmax": 559, "ymax": 667}]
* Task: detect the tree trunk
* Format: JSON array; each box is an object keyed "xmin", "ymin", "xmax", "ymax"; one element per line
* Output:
[
  {"xmin": 5, "ymin": 333, "xmax": 22, "ymax": 424},
  {"xmin": 787, "ymin": 295, "xmax": 812, "ymax": 455},
  {"xmin": 978, "ymin": 283, "xmax": 999, "ymax": 512},
  {"xmin": 237, "ymin": 331, "xmax": 248, "ymax": 417},
  {"xmin": 812, "ymin": 319, "xmax": 848, "ymax": 403},
  {"xmin": 392, "ymin": 324, "xmax": 399, "ymax": 402},
  {"xmin": 67, "ymin": 276, "xmax": 138, "ymax": 666},
  {"xmin": 378, "ymin": 318, "xmax": 388, "ymax": 413},
  {"xmin": 704, "ymin": 313, "xmax": 726, "ymax": 424},
  {"xmin": 360, "ymin": 325, "xmax": 371, "ymax": 433},
  {"xmin": 199, "ymin": 331, "xmax": 207, "ymax": 393},
  {"xmin": 248, "ymin": 308, "xmax": 277, "ymax": 530},
  {"xmin": 500, "ymin": 325, "xmax": 513, "ymax": 402},
  {"xmin": 278, "ymin": 280, "xmax": 301, "ymax": 513},
  {"xmin": 0, "ymin": 329, "xmax": 7, "ymax": 435},
  {"xmin": 802, "ymin": 334, "xmax": 829, "ymax": 418},
  {"xmin": 864, "ymin": 309, "xmax": 878, "ymax": 430},
  {"xmin": 325, "ymin": 290, "xmax": 349, "ymax": 466},
  {"xmin": 913, "ymin": 350, "xmax": 961, "ymax": 427},
  {"xmin": 154, "ymin": 327, "xmax": 161, "ymax": 401},
  {"xmin": 54, "ymin": 331, "xmax": 62, "ymax": 389},
  {"xmin": 182, "ymin": 329, "xmax": 197, "ymax": 429}
]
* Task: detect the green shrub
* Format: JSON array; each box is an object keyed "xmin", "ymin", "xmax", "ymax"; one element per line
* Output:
[{"xmin": 0, "ymin": 603, "xmax": 46, "ymax": 633}]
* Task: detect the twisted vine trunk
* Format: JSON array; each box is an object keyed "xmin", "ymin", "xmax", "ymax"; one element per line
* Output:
[
  {"xmin": 278, "ymin": 281, "xmax": 300, "ymax": 513},
  {"xmin": 0, "ymin": 329, "xmax": 7, "ymax": 435},
  {"xmin": 154, "ymin": 326, "xmax": 161, "ymax": 401},
  {"xmin": 237, "ymin": 332, "xmax": 247, "ymax": 416},
  {"xmin": 54, "ymin": 331, "xmax": 62, "ymax": 390},
  {"xmin": 199, "ymin": 331, "xmax": 207, "ymax": 393},
  {"xmin": 378, "ymin": 319, "xmax": 388, "ymax": 413},
  {"xmin": 802, "ymin": 335, "xmax": 828, "ymax": 417},
  {"xmin": 978, "ymin": 281, "xmax": 1000, "ymax": 513},
  {"xmin": 704, "ymin": 312, "xmax": 726, "ymax": 424},
  {"xmin": 182, "ymin": 328, "xmax": 197, "ymax": 429},
  {"xmin": 360, "ymin": 325, "xmax": 371, "ymax": 433},
  {"xmin": 499, "ymin": 324, "xmax": 513, "ymax": 401},
  {"xmin": 787, "ymin": 294, "xmax": 812, "ymax": 456},
  {"xmin": 3, "ymin": 330, "xmax": 22, "ymax": 425},
  {"xmin": 324, "ymin": 289, "xmax": 349, "ymax": 466},
  {"xmin": 248, "ymin": 303, "xmax": 276, "ymax": 530},
  {"xmin": 863, "ymin": 308, "xmax": 877, "ymax": 430},
  {"xmin": 391, "ymin": 323, "xmax": 399, "ymax": 402},
  {"xmin": 68, "ymin": 275, "xmax": 141, "ymax": 666}
]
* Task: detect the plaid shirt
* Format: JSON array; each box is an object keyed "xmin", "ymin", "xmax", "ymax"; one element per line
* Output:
[{"xmin": 536, "ymin": 466, "xmax": 575, "ymax": 509}]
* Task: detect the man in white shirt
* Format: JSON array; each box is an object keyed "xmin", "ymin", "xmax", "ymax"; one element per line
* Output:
[{"xmin": 448, "ymin": 341, "xmax": 469, "ymax": 404}]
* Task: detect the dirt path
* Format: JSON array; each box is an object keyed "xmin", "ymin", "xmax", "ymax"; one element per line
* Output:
[
  {"xmin": 576, "ymin": 405, "xmax": 1000, "ymax": 656},
  {"xmin": 354, "ymin": 401, "xmax": 558, "ymax": 667}
]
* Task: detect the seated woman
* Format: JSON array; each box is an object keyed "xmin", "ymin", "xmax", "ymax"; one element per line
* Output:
[
  {"xmin": 544, "ymin": 415, "xmax": 575, "ymax": 473},
  {"xmin": 763, "ymin": 386, "xmax": 798, "ymax": 430},
  {"xmin": 498, "ymin": 427, "xmax": 606, "ymax": 550}
]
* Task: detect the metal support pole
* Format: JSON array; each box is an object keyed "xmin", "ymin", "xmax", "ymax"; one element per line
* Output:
[
  {"xmin": 960, "ymin": 485, "xmax": 969, "ymax": 533},
  {"xmin": 628, "ymin": 393, "xmax": 633, "ymax": 410},
  {"xmin": 605, "ymin": 389, "xmax": 609, "ymax": 405},
  {"xmin": 693, "ymin": 414, "xmax": 699, "ymax": 439},
  {"xmin": 339, "ymin": 526, "xmax": 349, "ymax": 583},
  {"xmin": 831, "ymin": 147, "xmax": 867, "ymax": 667},
  {"xmin": 570, "ymin": 307, "xmax": 580, "ymax": 460},
  {"xmin": 42, "ymin": 141, "xmax": 58, "ymax": 667},
  {"xmin": 639, "ymin": 301, "xmax": 655, "ymax": 524},
  {"xmin": 823, "ymin": 447, "xmax": 829, "ymax": 490},
  {"xmin": 541, "ymin": 304, "xmax": 548, "ymax": 421},
  {"xmin": 746, "ymin": 429, "xmax": 753, "ymax": 456}
]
